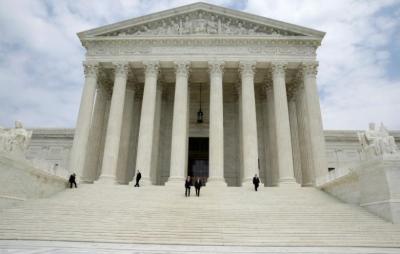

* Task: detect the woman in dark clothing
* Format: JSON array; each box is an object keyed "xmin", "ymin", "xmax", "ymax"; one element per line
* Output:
[
  {"xmin": 194, "ymin": 177, "xmax": 202, "ymax": 197},
  {"xmin": 185, "ymin": 176, "xmax": 191, "ymax": 197}
]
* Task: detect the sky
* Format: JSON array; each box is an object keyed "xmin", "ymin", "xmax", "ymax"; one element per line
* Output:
[{"xmin": 0, "ymin": 0, "xmax": 399, "ymax": 130}]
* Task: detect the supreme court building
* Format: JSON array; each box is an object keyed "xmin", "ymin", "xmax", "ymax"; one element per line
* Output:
[{"xmin": 69, "ymin": 2, "xmax": 328, "ymax": 187}]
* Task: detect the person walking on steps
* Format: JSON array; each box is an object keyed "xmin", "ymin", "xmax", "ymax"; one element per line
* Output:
[
  {"xmin": 134, "ymin": 170, "xmax": 141, "ymax": 187},
  {"xmin": 69, "ymin": 173, "xmax": 77, "ymax": 188},
  {"xmin": 194, "ymin": 177, "xmax": 202, "ymax": 197},
  {"xmin": 253, "ymin": 174, "xmax": 260, "ymax": 192},
  {"xmin": 185, "ymin": 176, "xmax": 192, "ymax": 197}
]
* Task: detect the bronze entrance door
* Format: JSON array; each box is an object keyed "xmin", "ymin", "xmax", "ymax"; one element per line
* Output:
[{"xmin": 187, "ymin": 137, "xmax": 209, "ymax": 182}]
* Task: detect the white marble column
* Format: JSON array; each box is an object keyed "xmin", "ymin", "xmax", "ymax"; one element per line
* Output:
[
  {"xmin": 264, "ymin": 80, "xmax": 278, "ymax": 186},
  {"xmin": 81, "ymin": 82, "xmax": 109, "ymax": 183},
  {"xmin": 239, "ymin": 61, "xmax": 259, "ymax": 185},
  {"xmin": 287, "ymin": 87, "xmax": 302, "ymax": 184},
  {"xmin": 151, "ymin": 81, "xmax": 163, "ymax": 184},
  {"xmin": 99, "ymin": 62, "xmax": 129, "ymax": 183},
  {"xmin": 270, "ymin": 62, "xmax": 296, "ymax": 184},
  {"xmin": 301, "ymin": 62, "xmax": 328, "ymax": 182},
  {"xmin": 135, "ymin": 61, "xmax": 159, "ymax": 185},
  {"xmin": 168, "ymin": 61, "xmax": 190, "ymax": 184},
  {"xmin": 116, "ymin": 86, "xmax": 136, "ymax": 184},
  {"xmin": 208, "ymin": 61, "xmax": 226, "ymax": 185},
  {"xmin": 295, "ymin": 73, "xmax": 314, "ymax": 186},
  {"xmin": 69, "ymin": 62, "xmax": 98, "ymax": 178}
]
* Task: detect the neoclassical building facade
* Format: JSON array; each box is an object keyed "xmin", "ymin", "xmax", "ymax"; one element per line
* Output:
[{"xmin": 69, "ymin": 2, "xmax": 328, "ymax": 187}]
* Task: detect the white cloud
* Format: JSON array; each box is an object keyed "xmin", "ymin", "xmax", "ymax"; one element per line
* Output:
[
  {"xmin": 245, "ymin": 0, "xmax": 400, "ymax": 130},
  {"xmin": 0, "ymin": 0, "xmax": 399, "ymax": 130}
]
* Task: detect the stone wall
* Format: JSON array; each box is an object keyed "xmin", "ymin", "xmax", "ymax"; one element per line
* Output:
[
  {"xmin": 318, "ymin": 159, "xmax": 400, "ymax": 224},
  {"xmin": 26, "ymin": 125, "xmax": 400, "ymax": 187},
  {"xmin": 0, "ymin": 153, "xmax": 68, "ymax": 209}
]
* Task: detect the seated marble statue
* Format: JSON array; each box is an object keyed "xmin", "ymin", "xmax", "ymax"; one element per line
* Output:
[
  {"xmin": 358, "ymin": 122, "xmax": 399, "ymax": 159},
  {"xmin": 0, "ymin": 121, "xmax": 32, "ymax": 157}
]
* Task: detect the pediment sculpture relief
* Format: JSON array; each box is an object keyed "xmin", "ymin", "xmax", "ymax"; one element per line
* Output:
[{"xmin": 100, "ymin": 11, "xmax": 303, "ymax": 37}]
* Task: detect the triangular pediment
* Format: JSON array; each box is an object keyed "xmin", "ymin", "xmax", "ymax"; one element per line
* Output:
[{"xmin": 78, "ymin": 2, "xmax": 324, "ymax": 40}]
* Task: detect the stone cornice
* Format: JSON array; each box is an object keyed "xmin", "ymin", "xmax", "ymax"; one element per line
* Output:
[
  {"xmin": 82, "ymin": 38, "xmax": 318, "ymax": 60},
  {"xmin": 82, "ymin": 36, "xmax": 321, "ymax": 46}
]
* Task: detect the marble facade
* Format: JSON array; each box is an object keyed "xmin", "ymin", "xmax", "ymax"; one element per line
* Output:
[{"xmin": 27, "ymin": 3, "xmax": 399, "ymax": 187}]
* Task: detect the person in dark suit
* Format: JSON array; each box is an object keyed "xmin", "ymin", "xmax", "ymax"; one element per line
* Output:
[
  {"xmin": 69, "ymin": 173, "xmax": 77, "ymax": 188},
  {"xmin": 134, "ymin": 171, "xmax": 141, "ymax": 187},
  {"xmin": 252, "ymin": 174, "xmax": 260, "ymax": 191},
  {"xmin": 194, "ymin": 177, "xmax": 202, "ymax": 197},
  {"xmin": 185, "ymin": 176, "xmax": 191, "ymax": 197}
]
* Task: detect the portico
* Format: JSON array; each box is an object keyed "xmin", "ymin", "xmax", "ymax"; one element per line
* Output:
[{"xmin": 70, "ymin": 2, "xmax": 328, "ymax": 187}]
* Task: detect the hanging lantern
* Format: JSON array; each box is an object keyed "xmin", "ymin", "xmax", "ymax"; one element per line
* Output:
[{"xmin": 197, "ymin": 83, "xmax": 203, "ymax": 123}]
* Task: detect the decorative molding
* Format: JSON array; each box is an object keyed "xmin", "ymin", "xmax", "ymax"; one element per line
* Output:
[
  {"xmin": 239, "ymin": 61, "xmax": 256, "ymax": 78},
  {"xmin": 301, "ymin": 61, "xmax": 318, "ymax": 77},
  {"xmin": 83, "ymin": 40, "xmax": 317, "ymax": 58},
  {"xmin": 144, "ymin": 61, "xmax": 160, "ymax": 78},
  {"xmin": 208, "ymin": 60, "xmax": 225, "ymax": 77},
  {"xmin": 174, "ymin": 61, "xmax": 191, "ymax": 79},
  {"xmin": 113, "ymin": 62, "xmax": 129, "ymax": 78},
  {"xmin": 97, "ymin": 10, "xmax": 305, "ymax": 38},
  {"xmin": 270, "ymin": 62, "xmax": 287, "ymax": 77},
  {"xmin": 83, "ymin": 62, "xmax": 99, "ymax": 78}
]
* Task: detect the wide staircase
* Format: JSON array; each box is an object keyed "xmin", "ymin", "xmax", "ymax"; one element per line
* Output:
[{"xmin": 1, "ymin": 184, "xmax": 400, "ymax": 247}]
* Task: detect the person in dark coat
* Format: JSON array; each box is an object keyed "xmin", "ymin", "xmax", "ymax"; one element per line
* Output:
[
  {"xmin": 185, "ymin": 176, "xmax": 191, "ymax": 197},
  {"xmin": 194, "ymin": 177, "xmax": 202, "ymax": 197},
  {"xmin": 252, "ymin": 174, "xmax": 260, "ymax": 191},
  {"xmin": 134, "ymin": 171, "xmax": 141, "ymax": 187},
  {"xmin": 69, "ymin": 173, "xmax": 77, "ymax": 188}
]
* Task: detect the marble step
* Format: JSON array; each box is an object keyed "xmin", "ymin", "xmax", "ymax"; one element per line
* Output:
[{"xmin": 1, "ymin": 184, "xmax": 400, "ymax": 247}]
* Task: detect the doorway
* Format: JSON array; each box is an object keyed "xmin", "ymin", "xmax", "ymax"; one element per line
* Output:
[{"xmin": 188, "ymin": 137, "xmax": 209, "ymax": 181}]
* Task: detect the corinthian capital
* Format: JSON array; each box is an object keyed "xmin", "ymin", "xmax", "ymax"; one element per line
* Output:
[
  {"xmin": 239, "ymin": 61, "xmax": 256, "ymax": 78},
  {"xmin": 83, "ymin": 62, "xmax": 99, "ymax": 78},
  {"xmin": 301, "ymin": 62, "xmax": 318, "ymax": 77},
  {"xmin": 270, "ymin": 62, "xmax": 287, "ymax": 77},
  {"xmin": 144, "ymin": 61, "xmax": 160, "ymax": 78},
  {"xmin": 174, "ymin": 60, "xmax": 190, "ymax": 78},
  {"xmin": 113, "ymin": 62, "xmax": 129, "ymax": 78},
  {"xmin": 208, "ymin": 60, "xmax": 225, "ymax": 77}
]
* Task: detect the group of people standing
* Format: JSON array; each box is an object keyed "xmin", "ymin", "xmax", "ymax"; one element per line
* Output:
[
  {"xmin": 70, "ymin": 170, "xmax": 260, "ymax": 194},
  {"xmin": 185, "ymin": 176, "xmax": 203, "ymax": 197}
]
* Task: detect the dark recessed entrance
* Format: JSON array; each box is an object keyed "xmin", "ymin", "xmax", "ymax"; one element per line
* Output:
[{"xmin": 188, "ymin": 137, "xmax": 209, "ymax": 181}]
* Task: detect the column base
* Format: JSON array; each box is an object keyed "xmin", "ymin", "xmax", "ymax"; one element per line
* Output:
[
  {"xmin": 206, "ymin": 178, "xmax": 227, "ymax": 187},
  {"xmin": 79, "ymin": 177, "xmax": 94, "ymax": 184},
  {"xmin": 278, "ymin": 179, "xmax": 301, "ymax": 188},
  {"xmin": 301, "ymin": 182, "xmax": 314, "ymax": 187},
  {"xmin": 96, "ymin": 175, "xmax": 118, "ymax": 184},
  {"xmin": 165, "ymin": 177, "xmax": 185, "ymax": 187}
]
